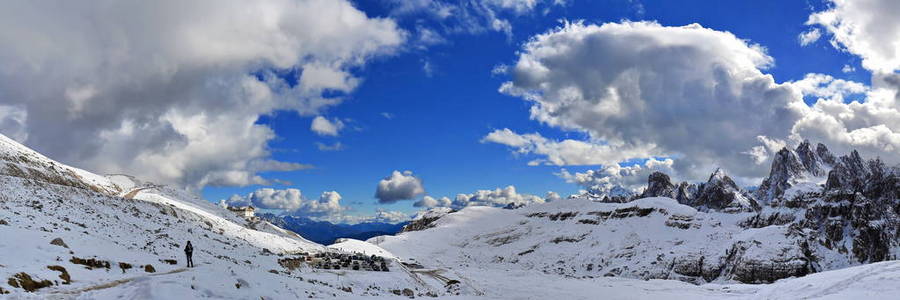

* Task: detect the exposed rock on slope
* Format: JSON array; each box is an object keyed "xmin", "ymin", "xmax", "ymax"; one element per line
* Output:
[
  {"xmin": 756, "ymin": 141, "xmax": 835, "ymax": 205},
  {"xmin": 638, "ymin": 169, "xmax": 755, "ymax": 213},
  {"xmin": 639, "ymin": 172, "xmax": 676, "ymax": 199},
  {"xmin": 402, "ymin": 207, "xmax": 454, "ymax": 232},
  {"xmin": 691, "ymin": 168, "xmax": 758, "ymax": 213}
]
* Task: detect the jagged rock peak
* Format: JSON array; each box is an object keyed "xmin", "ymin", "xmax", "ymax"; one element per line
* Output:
[
  {"xmin": 825, "ymin": 150, "xmax": 872, "ymax": 192},
  {"xmin": 816, "ymin": 142, "xmax": 836, "ymax": 165},
  {"xmin": 707, "ymin": 168, "xmax": 737, "ymax": 187},
  {"xmin": 640, "ymin": 171, "xmax": 676, "ymax": 199},
  {"xmin": 796, "ymin": 140, "xmax": 824, "ymax": 176},
  {"xmin": 756, "ymin": 142, "xmax": 839, "ymax": 205},
  {"xmin": 695, "ymin": 168, "xmax": 759, "ymax": 213}
]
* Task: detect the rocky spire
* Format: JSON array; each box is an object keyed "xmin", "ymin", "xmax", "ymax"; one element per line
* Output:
[
  {"xmin": 825, "ymin": 150, "xmax": 871, "ymax": 192},
  {"xmin": 640, "ymin": 171, "xmax": 677, "ymax": 199},
  {"xmin": 693, "ymin": 168, "xmax": 759, "ymax": 213},
  {"xmin": 755, "ymin": 147, "xmax": 804, "ymax": 205},
  {"xmin": 816, "ymin": 143, "xmax": 836, "ymax": 166},
  {"xmin": 796, "ymin": 140, "xmax": 824, "ymax": 176}
]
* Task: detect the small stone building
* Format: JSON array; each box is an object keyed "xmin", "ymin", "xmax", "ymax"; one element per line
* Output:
[{"xmin": 227, "ymin": 205, "xmax": 256, "ymax": 219}]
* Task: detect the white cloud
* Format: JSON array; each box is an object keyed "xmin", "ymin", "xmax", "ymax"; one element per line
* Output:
[
  {"xmin": 483, "ymin": 128, "xmax": 660, "ymax": 166},
  {"xmin": 385, "ymin": 0, "xmax": 565, "ymax": 39},
  {"xmin": 842, "ymin": 64, "xmax": 856, "ymax": 73},
  {"xmin": 798, "ymin": 28, "xmax": 822, "ymax": 46},
  {"xmin": 414, "ymin": 195, "xmax": 453, "ymax": 208},
  {"xmin": 226, "ymin": 188, "xmax": 304, "ymax": 211},
  {"xmin": 300, "ymin": 191, "xmax": 347, "ymax": 217},
  {"xmin": 311, "ymin": 116, "xmax": 345, "ymax": 137},
  {"xmin": 452, "ymin": 185, "xmax": 552, "ymax": 209},
  {"xmin": 805, "ymin": 0, "xmax": 900, "ymax": 73},
  {"xmin": 498, "ymin": 20, "xmax": 900, "ymax": 185},
  {"xmin": 224, "ymin": 188, "xmax": 347, "ymax": 217},
  {"xmin": 789, "ymin": 73, "xmax": 868, "ymax": 102},
  {"xmin": 742, "ymin": 136, "xmax": 789, "ymax": 165},
  {"xmin": 496, "ymin": 21, "xmax": 811, "ymax": 182},
  {"xmin": 558, "ymin": 158, "xmax": 675, "ymax": 195},
  {"xmin": 0, "ymin": 105, "xmax": 28, "ymax": 142},
  {"xmin": 315, "ymin": 141, "xmax": 346, "ymax": 151},
  {"xmin": 491, "ymin": 64, "xmax": 510, "ymax": 76},
  {"xmin": 375, "ymin": 170, "xmax": 426, "ymax": 203},
  {"xmin": 0, "ymin": 0, "xmax": 403, "ymax": 188},
  {"xmin": 381, "ymin": 112, "xmax": 395, "ymax": 119},
  {"xmin": 422, "ymin": 59, "xmax": 435, "ymax": 77}
]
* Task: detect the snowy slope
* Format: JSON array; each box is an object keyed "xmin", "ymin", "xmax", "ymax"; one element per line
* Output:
[
  {"xmin": 0, "ymin": 135, "xmax": 440, "ymax": 298},
  {"xmin": 371, "ymin": 198, "xmax": 791, "ymax": 283}
]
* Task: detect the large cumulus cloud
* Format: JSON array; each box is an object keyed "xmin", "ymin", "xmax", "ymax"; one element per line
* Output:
[
  {"xmin": 489, "ymin": 20, "xmax": 900, "ymax": 189},
  {"xmin": 490, "ymin": 21, "xmax": 806, "ymax": 182},
  {"xmin": 0, "ymin": 0, "xmax": 403, "ymax": 188},
  {"xmin": 375, "ymin": 170, "xmax": 426, "ymax": 204}
]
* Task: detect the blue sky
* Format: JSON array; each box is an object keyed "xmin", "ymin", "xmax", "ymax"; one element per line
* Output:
[
  {"xmin": 4, "ymin": 0, "xmax": 894, "ymax": 224},
  {"xmin": 200, "ymin": 0, "xmax": 869, "ymax": 220}
]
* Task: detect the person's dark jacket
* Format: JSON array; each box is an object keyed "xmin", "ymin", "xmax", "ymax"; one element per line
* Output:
[{"xmin": 184, "ymin": 243, "xmax": 193, "ymax": 255}]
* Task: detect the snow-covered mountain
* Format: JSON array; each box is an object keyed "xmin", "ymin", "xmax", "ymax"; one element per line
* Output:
[{"xmin": 4, "ymin": 132, "xmax": 900, "ymax": 299}]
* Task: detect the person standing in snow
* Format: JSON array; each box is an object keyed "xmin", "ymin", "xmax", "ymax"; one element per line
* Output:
[{"xmin": 184, "ymin": 241, "xmax": 194, "ymax": 268}]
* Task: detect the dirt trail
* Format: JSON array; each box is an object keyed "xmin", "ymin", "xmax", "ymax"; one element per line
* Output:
[
  {"xmin": 46, "ymin": 267, "xmax": 189, "ymax": 296},
  {"xmin": 123, "ymin": 187, "xmax": 150, "ymax": 199}
]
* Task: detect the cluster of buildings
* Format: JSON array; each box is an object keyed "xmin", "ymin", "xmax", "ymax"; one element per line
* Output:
[{"xmin": 297, "ymin": 252, "xmax": 391, "ymax": 272}]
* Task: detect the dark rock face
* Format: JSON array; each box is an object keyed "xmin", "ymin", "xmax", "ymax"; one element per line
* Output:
[
  {"xmin": 674, "ymin": 182, "xmax": 699, "ymax": 205},
  {"xmin": 755, "ymin": 141, "xmax": 837, "ymax": 205},
  {"xmin": 640, "ymin": 172, "xmax": 677, "ymax": 199},
  {"xmin": 796, "ymin": 141, "xmax": 826, "ymax": 177},
  {"xmin": 816, "ymin": 143, "xmax": 837, "ymax": 166},
  {"xmin": 402, "ymin": 216, "xmax": 443, "ymax": 232},
  {"xmin": 692, "ymin": 169, "xmax": 759, "ymax": 213},
  {"xmin": 825, "ymin": 150, "xmax": 870, "ymax": 192},
  {"xmin": 756, "ymin": 148, "xmax": 805, "ymax": 205}
]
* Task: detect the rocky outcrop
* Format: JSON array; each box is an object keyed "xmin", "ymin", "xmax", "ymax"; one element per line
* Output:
[
  {"xmin": 692, "ymin": 169, "xmax": 759, "ymax": 213},
  {"xmin": 638, "ymin": 169, "xmax": 755, "ymax": 213},
  {"xmin": 825, "ymin": 150, "xmax": 870, "ymax": 192},
  {"xmin": 640, "ymin": 172, "xmax": 677, "ymax": 199},
  {"xmin": 756, "ymin": 141, "xmax": 836, "ymax": 205},
  {"xmin": 402, "ymin": 207, "xmax": 454, "ymax": 232}
]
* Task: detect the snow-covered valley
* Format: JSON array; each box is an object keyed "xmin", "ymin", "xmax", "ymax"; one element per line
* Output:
[{"xmin": 3, "ymin": 133, "xmax": 900, "ymax": 299}]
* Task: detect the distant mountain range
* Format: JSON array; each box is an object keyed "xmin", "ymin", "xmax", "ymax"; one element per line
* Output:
[{"xmin": 258, "ymin": 214, "xmax": 408, "ymax": 245}]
